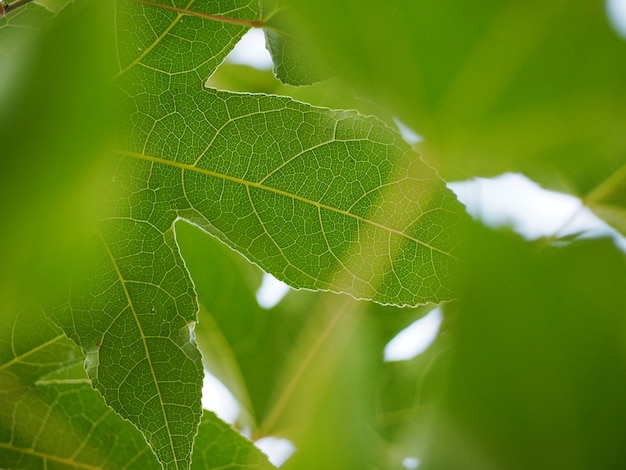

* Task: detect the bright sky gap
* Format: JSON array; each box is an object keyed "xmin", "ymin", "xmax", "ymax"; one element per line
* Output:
[
  {"xmin": 606, "ymin": 0, "xmax": 626, "ymax": 38},
  {"xmin": 226, "ymin": 28, "xmax": 273, "ymax": 69},
  {"xmin": 384, "ymin": 308, "xmax": 443, "ymax": 362},
  {"xmin": 256, "ymin": 273, "xmax": 290, "ymax": 309},
  {"xmin": 201, "ymin": 371, "xmax": 240, "ymax": 424},
  {"xmin": 255, "ymin": 437, "xmax": 297, "ymax": 467}
]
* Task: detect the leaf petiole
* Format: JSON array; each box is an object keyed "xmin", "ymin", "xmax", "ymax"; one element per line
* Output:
[{"xmin": 128, "ymin": 0, "xmax": 264, "ymax": 28}]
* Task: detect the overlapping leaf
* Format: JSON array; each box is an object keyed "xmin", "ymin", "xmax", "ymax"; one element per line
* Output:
[
  {"xmin": 0, "ymin": 303, "xmax": 276, "ymax": 469},
  {"xmin": 192, "ymin": 411, "xmax": 275, "ymax": 470},
  {"xmin": 177, "ymin": 220, "xmax": 443, "ymax": 468},
  {"xmin": 585, "ymin": 162, "xmax": 626, "ymax": 235},
  {"xmin": 113, "ymin": 36, "xmax": 463, "ymax": 308},
  {"xmin": 262, "ymin": 0, "xmax": 326, "ymax": 85},
  {"xmin": 5, "ymin": 0, "xmax": 463, "ymax": 467},
  {"xmin": 282, "ymin": 0, "xmax": 626, "ymax": 195},
  {"xmin": 0, "ymin": 304, "xmax": 161, "ymax": 469}
]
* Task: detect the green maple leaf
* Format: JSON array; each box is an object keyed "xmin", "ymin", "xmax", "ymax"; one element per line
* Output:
[
  {"xmin": 2, "ymin": 0, "xmax": 464, "ymax": 467},
  {"xmin": 0, "ymin": 304, "xmax": 161, "ymax": 468},
  {"xmin": 0, "ymin": 303, "xmax": 275, "ymax": 469}
]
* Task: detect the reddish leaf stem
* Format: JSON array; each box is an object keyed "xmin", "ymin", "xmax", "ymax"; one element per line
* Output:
[{"xmin": 128, "ymin": 0, "xmax": 264, "ymax": 28}]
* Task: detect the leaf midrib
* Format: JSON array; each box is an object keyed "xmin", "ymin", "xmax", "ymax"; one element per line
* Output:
[
  {"xmin": 118, "ymin": 150, "xmax": 461, "ymax": 261},
  {"xmin": 97, "ymin": 229, "xmax": 181, "ymax": 470}
]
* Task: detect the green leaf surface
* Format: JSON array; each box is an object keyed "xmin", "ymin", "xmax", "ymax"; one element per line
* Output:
[
  {"xmin": 282, "ymin": 0, "xmax": 626, "ymax": 193},
  {"xmin": 192, "ymin": 411, "xmax": 275, "ymax": 470},
  {"xmin": 0, "ymin": 0, "xmax": 462, "ymax": 469},
  {"xmin": 0, "ymin": 3, "xmax": 52, "ymax": 57},
  {"xmin": 177, "ymin": 221, "xmax": 443, "ymax": 440},
  {"xmin": 1, "ymin": 304, "xmax": 274, "ymax": 469},
  {"xmin": 0, "ymin": 304, "xmax": 160, "ymax": 469},
  {"xmin": 261, "ymin": 0, "xmax": 326, "ymax": 86},
  {"xmin": 263, "ymin": 27, "xmax": 325, "ymax": 86},
  {"xmin": 115, "ymin": 87, "xmax": 463, "ymax": 307},
  {"xmin": 111, "ymin": 0, "xmax": 463, "ymax": 309}
]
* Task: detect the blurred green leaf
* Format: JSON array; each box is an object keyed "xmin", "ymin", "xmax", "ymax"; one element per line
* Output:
[
  {"xmin": 586, "ymin": 162, "xmax": 626, "ymax": 235},
  {"xmin": 0, "ymin": 0, "xmax": 113, "ymax": 306},
  {"xmin": 421, "ymin": 227, "xmax": 626, "ymax": 469},
  {"xmin": 282, "ymin": 0, "xmax": 626, "ymax": 193},
  {"xmin": 207, "ymin": 63, "xmax": 397, "ymax": 127}
]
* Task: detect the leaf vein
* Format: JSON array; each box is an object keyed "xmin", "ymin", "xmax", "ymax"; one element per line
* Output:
[
  {"xmin": 119, "ymin": 150, "xmax": 461, "ymax": 261},
  {"xmin": 96, "ymin": 228, "xmax": 180, "ymax": 470}
]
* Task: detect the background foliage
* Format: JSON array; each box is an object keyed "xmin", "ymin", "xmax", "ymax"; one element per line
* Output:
[{"xmin": 1, "ymin": 0, "xmax": 625, "ymax": 469}]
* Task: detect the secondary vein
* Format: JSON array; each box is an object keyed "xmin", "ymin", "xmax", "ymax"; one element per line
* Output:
[{"xmin": 117, "ymin": 150, "xmax": 461, "ymax": 261}]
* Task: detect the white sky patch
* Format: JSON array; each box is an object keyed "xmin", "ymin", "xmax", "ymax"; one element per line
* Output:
[
  {"xmin": 255, "ymin": 437, "xmax": 296, "ymax": 467},
  {"xmin": 201, "ymin": 370, "xmax": 240, "ymax": 424},
  {"xmin": 256, "ymin": 273, "xmax": 290, "ymax": 309},
  {"xmin": 393, "ymin": 117, "xmax": 424, "ymax": 144},
  {"xmin": 403, "ymin": 456, "xmax": 421, "ymax": 469},
  {"xmin": 448, "ymin": 173, "xmax": 626, "ymax": 251},
  {"xmin": 226, "ymin": 28, "xmax": 273, "ymax": 70},
  {"xmin": 607, "ymin": 0, "xmax": 626, "ymax": 39},
  {"xmin": 384, "ymin": 307, "xmax": 443, "ymax": 362}
]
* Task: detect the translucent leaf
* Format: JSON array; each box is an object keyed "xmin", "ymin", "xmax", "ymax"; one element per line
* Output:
[
  {"xmin": 4, "ymin": 0, "xmax": 465, "ymax": 467},
  {"xmin": 111, "ymin": 1, "xmax": 464, "ymax": 305},
  {"xmin": 1, "ymin": 303, "xmax": 270, "ymax": 469},
  {"xmin": 0, "ymin": 304, "xmax": 160, "ymax": 469},
  {"xmin": 114, "ymin": 87, "xmax": 463, "ymax": 307}
]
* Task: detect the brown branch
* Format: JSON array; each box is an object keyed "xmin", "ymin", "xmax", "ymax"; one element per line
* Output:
[
  {"xmin": 128, "ymin": 0, "xmax": 264, "ymax": 28},
  {"xmin": 1, "ymin": 0, "xmax": 36, "ymax": 17}
]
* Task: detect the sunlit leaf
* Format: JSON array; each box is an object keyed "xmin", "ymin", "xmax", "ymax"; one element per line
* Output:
[{"xmin": 112, "ymin": 0, "xmax": 464, "ymax": 308}]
